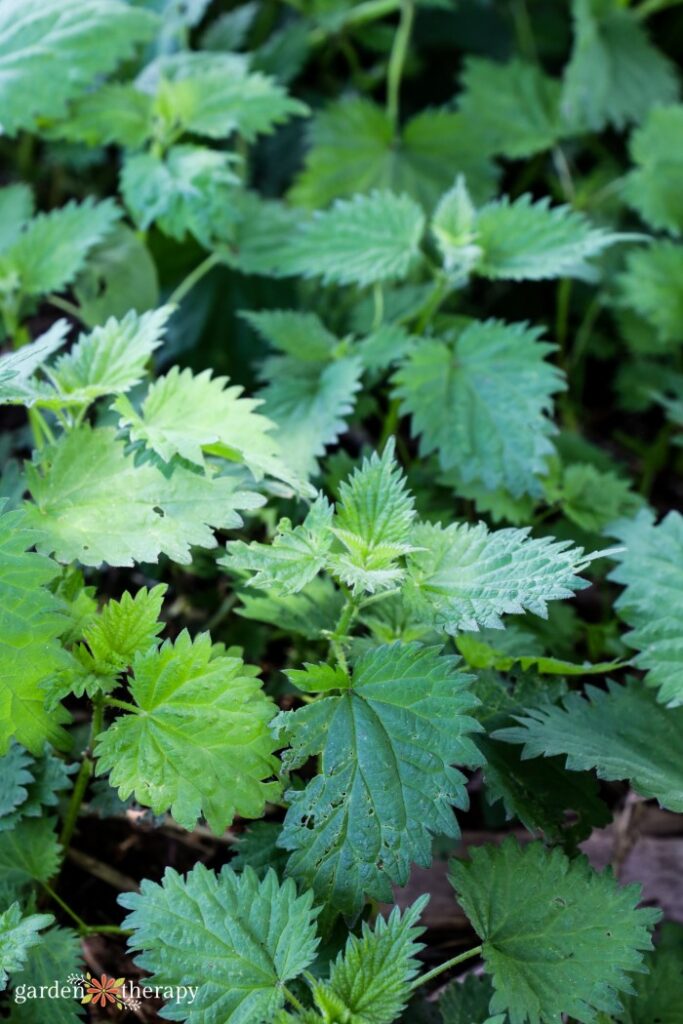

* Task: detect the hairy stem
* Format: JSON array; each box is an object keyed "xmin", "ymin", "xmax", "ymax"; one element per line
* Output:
[
  {"xmin": 386, "ymin": 0, "xmax": 415, "ymax": 130},
  {"xmin": 59, "ymin": 696, "xmax": 104, "ymax": 851},
  {"xmin": 104, "ymin": 696, "xmax": 141, "ymax": 715},
  {"xmin": 167, "ymin": 251, "xmax": 223, "ymax": 307},
  {"xmin": 283, "ymin": 984, "xmax": 307, "ymax": 1014},
  {"xmin": 412, "ymin": 944, "xmax": 483, "ymax": 990}
]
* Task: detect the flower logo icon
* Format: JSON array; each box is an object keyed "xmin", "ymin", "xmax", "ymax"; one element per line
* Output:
[{"xmin": 81, "ymin": 973, "xmax": 126, "ymax": 1010}]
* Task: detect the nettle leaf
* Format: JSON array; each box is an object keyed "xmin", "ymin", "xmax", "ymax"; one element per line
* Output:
[
  {"xmin": 609, "ymin": 509, "xmax": 683, "ymax": 705},
  {"xmin": 23, "ymin": 425, "xmax": 264, "ymax": 568},
  {"xmin": 0, "ymin": 745, "xmax": 75, "ymax": 831},
  {"xmin": 242, "ymin": 309, "xmax": 339, "ymax": 362},
  {"xmin": 624, "ymin": 105, "xmax": 683, "ymax": 234},
  {"xmin": 39, "ymin": 306, "xmax": 171, "ymax": 409},
  {"xmin": 58, "ymin": 584, "xmax": 167, "ymax": 700},
  {"xmin": 121, "ymin": 146, "xmax": 239, "ymax": 247},
  {"xmin": 393, "ymin": 319, "xmax": 563, "ymax": 498},
  {"xmin": 472, "ymin": 193, "xmax": 632, "ymax": 281},
  {"xmin": 458, "ymin": 57, "xmax": 563, "ymax": 158},
  {"xmin": 224, "ymin": 495, "xmax": 334, "ymax": 594},
  {"xmin": 404, "ymin": 521, "xmax": 596, "ymax": 634},
  {"xmin": 290, "ymin": 97, "xmax": 498, "ymax": 210},
  {"xmin": 115, "ymin": 364, "xmax": 305, "ymax": 493},
  {"xmin": 231, "ymin": 822, "xmax": 288, "ymax": 879},
  {"xmin": 0, "ymin": 198, "xmax": 120, "ymax": 301},
  {"xmin": 120, "ymin": 865, "xmax": 319, "ymax": 1024},
  {"xmin": 0, "ymin": 904, "xmax": 53, "ymax": 990},
  {"xmin": 544, "ymin": 463, "xmax": 642, "ymax": 533},
  {"xmin": 312, "ymin": 898, "xmax": 427, "ymax": 1024},
  {"xmin": 259, "ymin": 354, "xmax": 363, "ymax": 478},
  {"xmin": 52, "ymin": 82, "xmax": 153, "ymax": 148},
  {"xmin": 561, "ymin": 0, "xmax": 678, "ymax": 132},
  {"xmin": 0, "ymin": 818, "xmax": 62, "ymax": 897},
  {"xmin": 439, "ymin": 974, "xmax": 497, "ymax": 1024},
  {"xmin": 494, "ymin": 680, "xmax": 683, "ymax": 813},
  {"xmin": 95, "ymin": 631, "xmax": 280, "ymax": 833},
  {"xmin": 0, "ymin": 0, "xmax": 158, "ymax": 136},
  {"xmin": 72, "ymin": 224, "xmax": 159, "ymax": 329},
  {"xmin": 276, "ymin": 643, "xmax": 482, "ymax": 917},
  {"xmin": 0, "ymin": 508, "xmax": 70, "ymax": 754},
  {"xmin": 617, "ymin": 926, "xmax": 683, "ymax": 1024},
  {"xmin": 0, "ymin": 184, "xmax": 33, "ymax": 251},
  {"xmin": 0, "ymin": 321, "xmax": 70, "ymax": 408},
  {"xmin": 6, "ymin": 925, "xmax": 84, "ymax": 1024},
  {"xmin": 278, "ymin": 191, "xmax": 426, "ymax": 286},
  {"xmin": 449, "ymin": 838, "xmax": 659, "ymax": 1024},
  {"xmin": 617, "ymin": 242, "xmax": 683, "ymax": 347},
  {"xmin": 236, "ymin": 577, "xmax": 344, "ymax": 640},
  {"xmin": 0, "ymin": 745, "xmax": 33, "ymax": 820},
  {"xmin": 328, "ymin": 442, "xmax": 417, "ymax": 594}
]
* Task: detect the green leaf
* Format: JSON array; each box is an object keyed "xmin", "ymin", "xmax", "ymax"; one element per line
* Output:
[
  {"xmin": 617, "ymin": 242, "xmax": 683, "ymax": 347},
  {"xmin": 0, "ymin": 198, "xmax": 120, "ymax": 300},
  {"xmin": 393, "ymin": 320, "xmax": 563, "ymax": 498},
  {"xmin": 0, "ymin": 185, "xmax": 33, "ymax": 252},
  {"xmin": 624, "ymin": 105, "xmax": 683, "ymax": 234},
  {"xmin": 290, "ymin": 98, "xmax": 498, "ymax": 210},
  {"xmin": 46, "ymin": 307, "xmax": 171, "ymax": 407},
  {"xmin": 0, "ymin": 0, "xmax": 158, "ymax": 136},
  {"xmin": 278, "ymin": 191, "xmax": 426, "ymax": 286},
  {"xmin": 449, "ymin": 838, "xmax": 660, "ymax": 1024},
  {"xmin": 51, "ymin": 82, "xmax": 152, "ymax": 148},
  {"xmin": 0, "ymin": 508, "xmax": 71, "ymax": 754},
  {"xmin": 609, "ymin": 509, "xmax": 683, "ymax": 705},
  {"xmin": 0, "ymin": 819, "xmax": 62, "ymax": 897},
  {"xmin": 561, "ymin": 0, "xmax": 678, "ymax": 132},
  {"xmin": 121, "ymin": 146, "xmax": 239, "ymax": 247},
  {"xmin": 544, "ymin": 463, "xmax": 643, "ymax": 532},
  {"xmin": 0, "ymin": 745, "xmax": 33, "ymax": 820},
  {"xmin": 6, "ymin": 926, "xmax": 84, "ymax": 1024},
  {"xmin": 313, "ymin": 898, "xmax": 427, "ymax": 1024},
  {"xmin": 276, "ymin": 643, "xmax": 482, "ymax": 917},
  {"xmin": 235, "ymin": 576, "xmax": 344, "ymax": 640},
  {"xmin": 495, "ymin": 680, "xmax": 683, "ymax": 812},
  {"xmin": 458, "ymin": 58, "xmax": 563, "ymax": 158},
  {"xmin": 404, "ymin": 521, "xmax": 596, "ymax": 634},
  {"xmin": 120, "ymin": 865, "xmax": 319, "ymax": 1024},
  {"xmin": 223, "ymin": 495, "xmax": 334, "ymax": 594},
  {"xmin": 0, "ymin": 321, "xmax": 69, "ymax": 408},
  {"xmin": 241, "ymin": 309, "xmax": 339, "ymax": 362},
  {"xmin": 473, "ymin": 193, "xmax": 632, "ymax": 281},
  {"xmin": 328, "ymin": 441, "xmax": 417, "ymax": 594},
  {"xmin": 95, "ymin": 631, "xmax": 281, "ymax": 833},
  {"xmin": 72, "ymin": 224, "xmax": 159, "ymax": 329},
  {"xmin": 231, "ymin": 822, "xmax": 288, "ymax": 879},
  {"xmin": 115, "ymin": 364, "xmax": 306, "ymax": 492},
  {"xmin": 0, "ymin": 745, "xmax": 75, "ymax": 830},
  {"xmin": 259, "ymin": 355, "xmax": 363, "ymax": 478},
  {"xmin": 0, "ymin": 904, "xmax": 53, "ymax": 989},
  {"xmin": 23, "ymin": 425, "xmax": 264, "ymax": 568},
  {"xmin": 616, "ymin": 926, "xmax": 683, "ymax": 1024},
  {"xmin": 439, "ymin": 974, "xmax": 497, "ymax": 1024}
]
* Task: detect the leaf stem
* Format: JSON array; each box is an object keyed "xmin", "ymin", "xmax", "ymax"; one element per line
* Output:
[
  {"xmin": 412, "ymin": 944, "xmax": 483, "ymax": 990},
  {"xmin": 167, "ymin": 251, "xmax": 223, "ymax": 307},
  {"xmin": 48, "ymin": 294, "xmax": 85, "ymax": 322},
  {"xmin": 633, "ymin": 0, "xmax": 683, "ymax": 17},
  {"xmin": 104, "ymin": 696, "xmax": 141, "ymax": 715},
  {"xmin": 414, "ymin": 273, "xmax": 448, "ymax": 334},
  {"xmin": 283, "ymin": 984, "xmax": 307, "ymax": 1013},
  {"xmin": 386, "ymin": 0, "xmax": 415, "ymax": 131},
  {"xmin": 41, "ymin": 883, "xmax": 89, "ymax": 932},
  {"xmin": 59, "ymin": 697, "xmax": 104, "ymax": 851}
]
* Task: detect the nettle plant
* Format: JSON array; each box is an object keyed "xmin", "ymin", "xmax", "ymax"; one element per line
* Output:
[{"xmin": 2, "ymin": 0, "xmax": 683, "ymax": 1023}]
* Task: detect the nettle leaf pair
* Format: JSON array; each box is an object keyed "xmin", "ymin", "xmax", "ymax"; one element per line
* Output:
[{"xmin": 0, "ymin": 305, "xmax": 310, "ymax": 568}]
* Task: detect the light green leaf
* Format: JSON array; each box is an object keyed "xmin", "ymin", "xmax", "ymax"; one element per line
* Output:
[
  {"xmin": 494, "ymin": 680, "xmax": 683, "ymax": 813},
  {"xmin": 120, "ymin": 865, "xmax": 319, "ymax": 1024},
  {"xmin": 314, "ymin": 898, "xmax": 427, "ymax": 1024},
  {"xmin": 404, "ymin": 521, "xmax": 595, "ymax": 634},
  {"xmin": 51, "ymin": 82, "xmax": 152, "ymax": 148},
  {"xmin": 0, "ymin": 904, "xmax": 53, "ymax": 990},
  {"xmin": 235, "ymin": 577, "xmax": 344, "ymax": 640},
  {"xmin": 72, "ymin": 224, "xmax": 159, "ymax": 328},
  {"xmin": 0, "ymin": 745, "xmax": 33, "ymax": 820},
  {"xmin": 0, "ymin": 198, "xmax": 120, "ymax": 300},
  {"xmin": 0, "ymin": 185, "xmax": 33, "ymax": 253},
  {"xmin": 0, "ymin": 0, "xmax": 158, "ymax": 136},
  {"xmin": 610, "ymin": 509, "xmax": 683, "ymax": 705},
  {"xmin": 617, "ymin": 242, "xmax": 683, "ymax": 347},
  {"xmin": 394, "ymin": 319, "xmax": 562, "ymax": 498},
  {"xmin": 223, "ymin": 495, "xmax": 334, "ymax": 594},
  {"xmin": 0, "ymin": 322, "xmax": 69, "ymax": 408},
  {"xmin": 459, "ymin": 58, "xmax": 563, "ymax": 158},
  {"xmin": 23, "ymin": 425, "xmax": 264, "ymax": 568},
  {"xmin": 290, "ymin": 98, "xmax": 498, "ymax": 210},
  {"xmin": 473, "ymin": 193, "xmax": 633, "ymax": 281},
  {"xmin": 561, "ymin": 0, "xmax": 678, "ymax": 132},
  {"xmin": 0, "ymin": 819, "xmax": 62, "ymax": 896},
  {"xmin": 624, "ymin": 105, "xmax": 683, "ymax": 235},
  {"xmin": 276, "ymin": 643, "xmax": 482, "ymax": 917},
  {"xmin": 278, "ymin": 191, "xmax": 426, "ymax": 286},
  {"xmin": 95, "ymin": 631, "xmax": 280, "ymax": 833},
  {"xmin": 328, "ymin": 441, "xmax": 417, "ymax": 594},
  {"xmin": 46, "ymin": 307, "xmax": 171, "ymax": 407},
  {"xmin": 544, "ymin": 463, "xmax": 642, "ymax": 532},
  {"xmin": 241, "ymin": 309, "xmax": 339, "ymax": 362},
  {"xmin": 449, "ymin": 838, "xmax": 659, "ymax": 1024}
]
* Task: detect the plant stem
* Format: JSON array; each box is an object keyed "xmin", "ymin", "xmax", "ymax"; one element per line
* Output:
[
  {"xmin": 308, "ymin": 0, "xmax": 402, "ymax": 46},
  {"xmin": 412, "ymin": 944, "xmax": 483, "ymax": 990},
  {"xmin": 59, "ymin": 697, "xmax": 104, "ymax": 851},
  {"xmin": 104, "ymin": 696, "xmax": 141, "ymax": 714},
  {"xmin": 283, "ymin": 984, "xmax": 307, "ymax": 1014},
  {"xmin": 633, "ymin": 0, "xmax": 683, "ymax": 17},
  {"xmin": 167, "ymin": 251, "xmax": 223, "ymax": 307},
  {"xmin": 386, "ymin": 0, "xmax": 415, "ymax": 131},
  {"xmin": 414, "ymin": 273, "xmax": 448, "ymax": 334},
  {"xmin": 41, "ymin": 883, "xmax": 89, "ymax": 932},
  {"xmin": 48, "ymin": 294, "xmax": 85, "ymax": 322}
]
